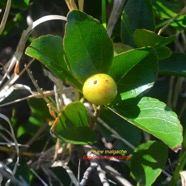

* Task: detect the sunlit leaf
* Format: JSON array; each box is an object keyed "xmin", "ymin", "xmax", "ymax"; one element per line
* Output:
[
  {"xmin": 134, "ymin": 29, "xmax": 176, "ymax": 48},
  {"xmin": 110, "ymin": 97, "xmax": 183, "ymax": 150},
  {"xmin": 64, "ymin": 10, "xmax": 113, "ymax": 83},
  {"xmin": 25, "ymin": 35, "xmax": 81, "ymax": 89}
]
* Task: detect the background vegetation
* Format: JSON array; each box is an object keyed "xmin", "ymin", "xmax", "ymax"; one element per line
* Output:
[{"xmin": 0, "ymin": 0, "xmax": 186, "ymax": 185}]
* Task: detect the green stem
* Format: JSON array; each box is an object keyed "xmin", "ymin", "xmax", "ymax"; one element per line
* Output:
[
  {"xmin": 169, "ymin": 150, "xmax": 186, "ymax": 185},
  {"xmin": 102, "ymin": 0, "xmax": 107, "ymax": 28}
]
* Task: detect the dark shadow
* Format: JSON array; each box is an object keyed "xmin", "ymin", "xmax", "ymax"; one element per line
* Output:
[
  {"xmin": 113, "ymin": 97, "xmax": 141, "ymax": 119},
  {"xmin": 131, "ymin": 142, "xmax": 168, "ymax": 185}
]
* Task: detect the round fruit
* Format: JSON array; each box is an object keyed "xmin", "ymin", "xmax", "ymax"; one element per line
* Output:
[{"xmin": 82, "ymin": 73, "xmax": 117, "ymax": 105}]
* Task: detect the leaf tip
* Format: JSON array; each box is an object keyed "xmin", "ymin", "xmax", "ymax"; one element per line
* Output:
[{"xmin": 173, "ymin": 144, "xmax": 182, "ymax": 153}]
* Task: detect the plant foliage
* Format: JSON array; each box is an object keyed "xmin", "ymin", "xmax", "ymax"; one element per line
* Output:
[{"xmin": 1, "ymin": 0, "xmax": 186, "ymax": 185}]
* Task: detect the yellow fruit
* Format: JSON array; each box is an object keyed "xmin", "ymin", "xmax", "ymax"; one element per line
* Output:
[{"xmin": 82, "ymin": 73, "xmax": 117, "ymax": 105}]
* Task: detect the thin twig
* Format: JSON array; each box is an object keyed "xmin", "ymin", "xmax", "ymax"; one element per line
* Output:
[
  {"xmin": 0, "ymin": 90, "xmax": 55, "ymax": 107},
  {"xmin": 0, "ymin": 125, "xmax": 15, "ymax": 144},
  {"xmin": 31, "ymin": 169, "xmax": 48, "ymax": 186},
  {"xmin": 0, "ymin": 146, "xmax": 37, "ymax": 157},
  {"xmin": 54, "ymin": 79, "xmax": 64, "ymax": 112},
  {"xmin": 158, "ymin": 5, "xmax": 186, "ymax": 35},
  {"xmin": 79, "ymin": 162, "xmax": 98, "ymax": 186},
  {"xmin": 77, "ymin": 160, "xmax": 81, "ymax": 185},
  {"xmin": 0, "ymin": 0, "xmax": 11, "ymax": 35},
  {"xmin": 97, "ymin": 165, "xmax": 110, "ymax": 186},
  {"xmin": 63, "ymin": 163, "xmax": 78, "ymax": 186},
  {"xmin": 0, "ymin": 59, "xmax": 34, "ymax": 103},
  {"xmin": 167, "ymin": 76, "xmax": 175, "ymax": 108},
  {"xmin": 0, "ymin": 165, "xmax": 24, "ymax": 186},
  {"xmin": 0, "ymin": 173, "xmax": 2, "ymax": 186},
  {"xmin": 107, "ymin": 0, "xmax": 126, "ymax": 37},
  {"xmin": 78, "ymin": 0, "xmax": 84, "ymax": 11},
  {"xmin": 0, "ymin": 114, "xmax": 19, "ymax": 186},
  {"xmin": 26, "ymin": 67, "xmax": 58, "ymax": 114},
  {"xmin": 0, "ymin": 85, "xmax": 74, "ymax": 107},
  {"xmin": 65, "ymin": 0, "xmax": 78, "ymax": 11},
  {"xmin": 42, "ymin": 166, "xmax": 64, "ymax": 186},
  {"xmin": 0, "ymin": 15, "xmax": 67, "ymax": 86},
  {"xmin": 26, "ymin": 123, "xmax": 49, "ymax": 147},
  {"xmin": 97, "ymin": 118, "xmax": 135, "ymax": 150},
  {"xmin": 102, "ymin": 163, "xmax": 133, "ymax": 186}
]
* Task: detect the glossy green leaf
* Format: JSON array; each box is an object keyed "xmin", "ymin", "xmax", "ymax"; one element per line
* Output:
[
  {"xmin": 114, "ymin": 50, "xmax": 158, "ymax": 100},
  {"xmin": 109, "ymin": 97, "xmax": 183, "ymax": 151},
  {"xmin": 130, "ymin": 141, "xmax": 168, "ymax": 185},
  {"xmin": 58, "ymin": 127, "xmax": 97, "ymax": 144},
  {"xmin": 121, "ymin": 0, "xmax": 155, "ymax": 46},
  {"xmin": 155, "ymin": 46, "xmax": 172, "ymax": 59},
  {"xmin": 58, "ymin": 102, "xmax": 89, "ymax": 129},
  {"xmin": 159, "ymin": 53, "xmax": 186, "ymax": 77},
  {"xmin": 134, "ymin": 29, "xmax": 176, "ymax": 48},
  {"xmin": 25, "ymin": 35, "xmax": 81, "ymax": 89},
  {"xmin": 64, "ymin": 10, "xmax": 113, "ymax": 83},
  {"xmin": 109, "ymin": 48, "xmax": 149, "ymax": 83},
  {"xmin": 55, "ymin": 102, "xmax": 97, "ymax": 144}
]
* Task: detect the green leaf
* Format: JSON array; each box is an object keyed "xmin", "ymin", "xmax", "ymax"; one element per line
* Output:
[
  {"xmin": 130, "ymin": 141, "xmax": 168, "ymax": 186},
  {"xmin": 153, "ymin": 0, "xmax": 186, "ymax": 30},
  {"xmin": 109, "ymin": 48, "xmax": 150, "ymax": 83},
  {"xmin": 152, "ymin": 0, "xmax": 178, "ymax": 18},
  {"xmin": 20, "ymin": 98, "xmax": 51, "ymax": 138},
  {"xmin": 64, "ymin": 10, "xmax": 113, "ymax": 83},
  {"xmin": 170, "ymin": 15, "xmax": 186, "ymax": 29},
  {"xmin": 55, "ymin": 102, "xmax": 97, "ymax": 144},
  {"xmin": 58, "ymin": 127, "xmax": 97, "ymax": 144},
  {"xmin": 25, "ymin": 35, "xmax": 81, "ymax": 89},
  {"xmin": 109, "ymin": 97, "xmax": 183, "ymax": 151},
  {"xmin": 28, "ymin": 98, "xmax": 51, "ymax": 126},
  {"xmin": 57, "ymin": 102, "xmax": 89, "ymax": 129},
  {"xmin": 112, "ymin": 50, "xmax": 158, "ymax": 100},
  {"xmin": 155, "ymin": 46, "xmax": 172, "ymax": 59},
  {"xmin": 159, "ymin": 53, "xmax": 186, "ymax": 77},
  {"xmin": 134, "ymin": 29, "xmax": 176, "ymax": 48},
  {"xmin": 0, "ymin": 0, "xmax": 30, "ymax": 9},
  {"xmin": 121, "ymin": 0, "xmax": 155, "ymax": 46},
  {"xmin": 113, "ymin": 43, "xmax": 133, "ymax": 55}
]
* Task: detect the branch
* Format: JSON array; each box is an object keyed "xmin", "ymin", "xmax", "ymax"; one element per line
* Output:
[
  {"xmin": 0, "ymin": 0, "xmax": 11, "ymax": 35},
  {"xmin": 0, "ymin": 15, "xmax": 67, "ymax": 86},
  {"xmin": 79, "ymin": 162, "xmax": 98, "ymax": 186}
]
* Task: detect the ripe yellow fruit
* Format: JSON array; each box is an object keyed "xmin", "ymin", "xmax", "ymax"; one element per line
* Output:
[{"xmin": 82, "ymin": 74, "xmax": 117, "ymax": 105}]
